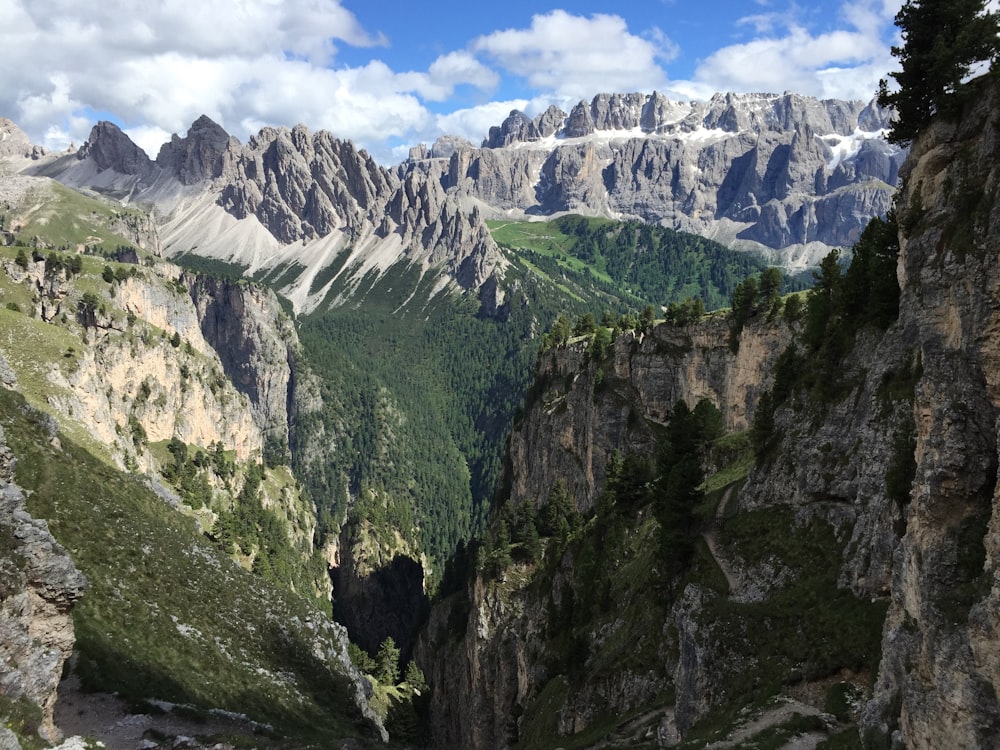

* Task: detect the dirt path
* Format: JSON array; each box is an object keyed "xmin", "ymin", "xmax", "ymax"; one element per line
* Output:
[
  {"xmin": 54, "ymin": 672, "xmax": 263, "ymax": 749},
  {"xmin": 704, "ymin": 698, "xmax": 829, "ymax": 749},
  {"xmin": 700, "ymin": 485, "xmax": 740, "ymax": 594}
]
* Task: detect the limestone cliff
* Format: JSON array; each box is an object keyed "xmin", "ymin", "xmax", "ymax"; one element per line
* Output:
[
  {"xmin": 0, "ymin": 419, "xmax": 86, "ymax": 745},
  {"xmin": 188, "ymin": 274, "xmax": 298, "ymax": 459},
  {"xmin": 0, "ymin": 238, "xmax": 327, "ymax": 595},
  {"xmin": 419, "ymin": 315, "xmax": 803, "ymax": 749},
  {"xmin": 406, "ymin": 91, "xmax": 905, "ymax": 267},
  {"xmin": 861, "ymin": 75, "xmax": 1000, "ymax": 748},
  {"xmin": 508, "ymin": 317, "xmax": 792, "ymax": 515},
  {"xmin": 420, "ymin": 76, "xmax": 1000, "ymax": 750}
]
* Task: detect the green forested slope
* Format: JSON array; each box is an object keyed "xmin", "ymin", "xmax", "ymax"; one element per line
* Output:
[{"xmin": 3, "ymin": 387, "xmax": 378, "ymax": 744}]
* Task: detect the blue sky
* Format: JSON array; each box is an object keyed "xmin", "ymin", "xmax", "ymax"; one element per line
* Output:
[{"xmin": 1, "ymin": 0, "xmax": 906, "ymax": 164}]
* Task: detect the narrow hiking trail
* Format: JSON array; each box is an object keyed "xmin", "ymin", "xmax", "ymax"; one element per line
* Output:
[{"xmin": 701, "ymin": 484, "xmax": 740, "ymax": 595}]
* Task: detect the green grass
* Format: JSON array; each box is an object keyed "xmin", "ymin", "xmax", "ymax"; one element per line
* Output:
[
  {"xmin": 2, "ymin": 387, "xmax": 379, "ymax": 744},
  {"xmin": 0, "ymin": 693, "xmax": 45, "ymax": 750},
  {"xmin": 7, "ymin": 181, "xmax": 147, "ymax": 252},
  {"xmin": 489, "ymin": 218, "xmax": 617, "ymax": 285}
]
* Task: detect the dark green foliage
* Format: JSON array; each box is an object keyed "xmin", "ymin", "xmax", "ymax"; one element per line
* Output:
[
  {"xmin": 77, "ymin": 292, "xmax": 101, "ymax": 329},
  {"xmin": 782, "ymin": 293, "xmax": 803, "ymax": 323},
  {"xmin": 841, "ymin": 213, "xmax": 901, "ymax": 331},
  {"xmin": 538, "ymin": 479, "xmax": 581, "ymax": 537},
  {"xmin": 293, "ymin": 267, "xmax": 555, "ymax": 572},
  {"xmin": 376, "ymin": 636, "xmax": 401, "ymax": 684},
  {"xmin": 573, "ymin": 312, "xmax": 596, "ymax": 337},
  {"xmin": 347, "ymin": 642, "xmax": 376, "ymax": 674},
  {"xmin": 730, "ymin": 268, "xmax": 796, "ymax": 349},
  {"xmin": 588, "ymin": 326, "xmax": 613, "ymax": 360},
  {"xmin": 509, "ymin": 502, "xmax": 542, "ymax": 563},
  {"xmin": 552, "ymin": 215, "xmax": 782, "ymax": 310},
  {"xmin": 543, "ymin": 313, "xmax": 572, "ymax": 350},
  {"xmin": 663, "ymin": 296, "xmax": 706, "ymax": 326},
  {"xmin": 14, "ymin": 248, "xmax": 28, "ymax": 270},
  {"xmin": 654, "ymin": 400, "xmax": 712, "ymax": 576},
  {"xmin": 752, "ymin": 215, "xmax": 905, "ymax": 458},
  {"xmin": 878, "ymin": 0, "xmax": 999, "ymax": 144}
]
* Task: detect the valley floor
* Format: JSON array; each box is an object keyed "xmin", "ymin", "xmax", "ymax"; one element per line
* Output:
[{"xmin": 54, "ymin": 671, "xmax": 281, "ymax": 750}]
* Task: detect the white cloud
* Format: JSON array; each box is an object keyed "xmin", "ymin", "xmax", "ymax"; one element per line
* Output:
[
  {"xmin": 432, "ymin": 99, "xmax": 531, "ymax": 145},
  {"xmin": 473, "ymin": 10, "xmax": 673, "ymax": 101},
  {"xmin": 0, "ymin": 0, "xmax": 909, "ymax": 166},
  {"xmin": 396, "ymin": 52, "xmax": 500, "ymax": 102},
  {"xmin": 0, "ymin": 0, "xmax": 498, "ymax": 160},
  {"xmin": 684, "ymin": 0, "xmax": 902, "ymax": 101}
]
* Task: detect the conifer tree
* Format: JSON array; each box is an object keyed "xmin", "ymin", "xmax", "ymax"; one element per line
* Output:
[
  {"xmin": 878, "ymin": 0, "xmax": 999, "ymax": 144},
  {"xmin": 376, "ymin": 637, "xmax": 401, "ymax": 684}
]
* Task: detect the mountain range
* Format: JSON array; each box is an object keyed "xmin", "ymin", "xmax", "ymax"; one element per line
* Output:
[
  {"xmin": 7, "ymin": 78, "xmax": 999, "ymax": 750},
  {"xmin": 6, "ymin": 90, "xmax": 901, "ymax": 313}
]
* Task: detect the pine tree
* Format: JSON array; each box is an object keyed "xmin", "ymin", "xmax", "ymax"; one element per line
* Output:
[
  {"xmin": 376, "ymin": 637, "xmax": 401, "ymax": 684},
  {"xmin": 879, "ymin": 0, "xmax": 999, "ymax": 144}
]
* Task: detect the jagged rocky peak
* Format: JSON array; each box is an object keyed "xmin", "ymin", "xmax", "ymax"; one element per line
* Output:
[
  {"xmin": 0, "ymin": 118, "xmax": 46, "ymax": 160},
  {"xmin": 410, "ymin": 134, "xmax": 475, "ymax": 160},
  {"xmin": 589, "ymin": 91, "xmax": 647, "ymax": 130},
  {"xmin": 480, "ymin": 91, "xmax": 888, "ymax": 148},
  {"xmin": 77, "ymin": 120, "xmax": 156, "ymax": 177},
  {"xmin": 483, "ymin": 109, "xmax": 541, "ymax": 148},
  {"xmin": 534, "ymin": 104, "xmax": 566, "ymax": 137},
  {"xmin": 218, "ymin": 122, "xmax": 395, "ymax": 243},
  {"xmin": 563, "ymin": 100, "xmax": 596, "ymax": 138},
  {"xmin": 155, "ymin": 114, "xmax": 238, "ymax": 185}
]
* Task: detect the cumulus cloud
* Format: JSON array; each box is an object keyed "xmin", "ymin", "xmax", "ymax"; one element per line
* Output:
[
  {"xmin": 0, "ymin": 0, "xmax": 910, "ymax": 165},
  {"xmin": 473, "ymin": 11, "xmax": 674, "ymax": 101},
  {"xmin": 0, "ymin": 0, "xmax": 494, "ymax": 161},
  {"xmin": 685, "ymin": 0, "xmax": 902, "ymax": 101}
]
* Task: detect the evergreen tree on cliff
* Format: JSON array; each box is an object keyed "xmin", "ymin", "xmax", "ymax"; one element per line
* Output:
[{"xmin": 878, "ymin": 0, "xmax": 999, "ymax": 144}]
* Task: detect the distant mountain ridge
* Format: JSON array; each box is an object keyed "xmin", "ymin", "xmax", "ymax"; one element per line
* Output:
[
  {"xmin": 14, "ymin": 116, "xmax": 502, "ymax": 315},
  {"xmin": 6, "ymin": 89, "xmax": 898, "ymax": 312},
  {"xmin": 405, "ymin": 90, "xmax": 905, "ymax": 268}
]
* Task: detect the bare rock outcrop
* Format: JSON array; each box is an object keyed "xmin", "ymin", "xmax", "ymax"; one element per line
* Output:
[
  {"xmin": 508, "ymin": 317, "xmax": 791, "ymax": 515},
  {"xmin": 0, "ymin": 119, "xmax": 45, "ymax": 161},
  {"xmin": 77, "ymin": 121, "xmax": 156, "ymax": 179},
  {"xmin": 407, "ymin": 91, "xmax": 905, "ymax": 265},
  {"xmin": 861, "ymin": 75, "xmax": 1000, "ymax": 749},
  {"xmin": 155, "ymin": 115, "xmax": 237, "ymax": 186},
  {"xmin": 188, "ymin": 274, "xmax": 297, "ymax": 458},
  {"xmin": 0, "ymin": 426, "xmax": 86, "ymax": 744}
]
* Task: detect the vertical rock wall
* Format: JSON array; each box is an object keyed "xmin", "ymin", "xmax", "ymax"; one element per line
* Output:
[{"xmin": 0, "ymin": 421, "xmax": 86, "ymax": 744}]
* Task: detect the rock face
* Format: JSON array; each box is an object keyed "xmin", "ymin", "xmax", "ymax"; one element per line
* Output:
[
  {"xmin": 77, "ymin": 121, "xmax": 156, "ymax": 179},
  {"xmin": 25, "ymin": 117, "xmax": 505, "ymax": 313},
  {"xmin": 405, "ymin": 91, "xmax": 906, "ymax": 267},
  {"xmin": 0, "ymin": 424, "xmax": 86, "ymax": 744},
  {"xmin": 508, "ymin": 317, "xmax": 792, "ymax": 515},
  {"xmin": 30, "ymin": 263, "xmax": 266, "ymax": 468},
  {"xmin": 419, "ymin": 316, "xmax": 796, "ymax": 749},
  {"xmin": 860, "ymin": 75, "xmax": 1000, "ymax": 748},
  {"xmin": 421, "ymin": 77, "xmax": 1000, "ymax": 750},
  {"xmin": 188, "ymin": 274, "xmax": 298, "ymax": 458},
  {"xmin": 0, "ymin": 119, "xmax": 45, "ymax": 161},
  {"xmin": 155, "ymin": 115, "xmax": 237, "ymax": 185}
]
